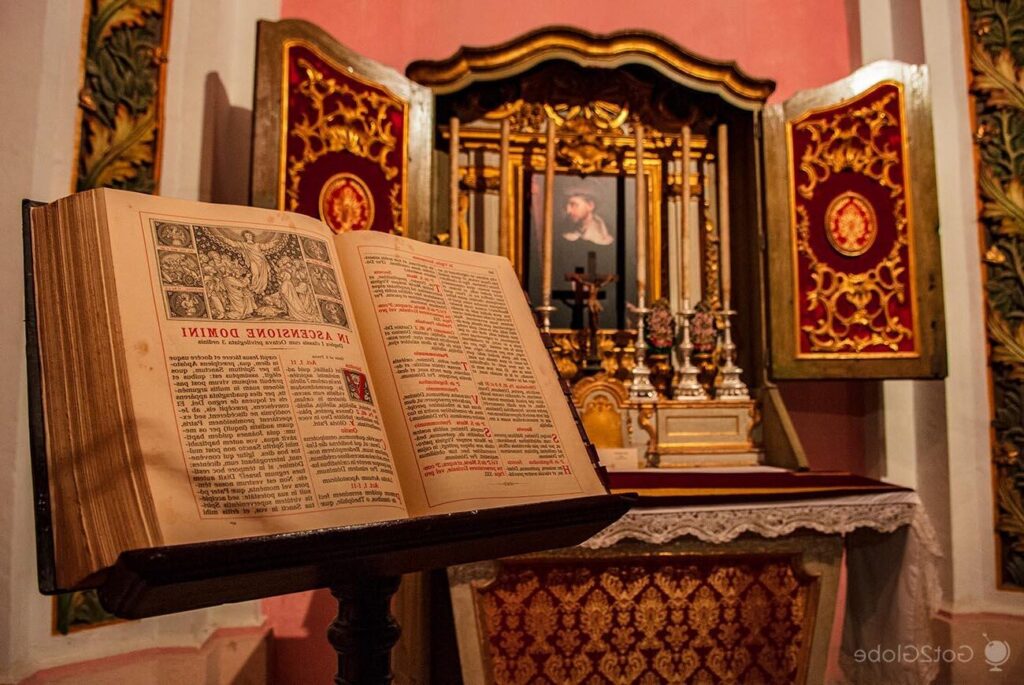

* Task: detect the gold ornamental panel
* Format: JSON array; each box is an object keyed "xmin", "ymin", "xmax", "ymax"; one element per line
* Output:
[{"xmin": 786, "ymin": 81, "xmax": 919, "ymax": 359}]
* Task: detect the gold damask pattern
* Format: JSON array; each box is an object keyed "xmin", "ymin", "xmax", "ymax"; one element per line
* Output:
[
  {"xmin": 478, "ymin": 558, "xmax": 808, "ymax": 684},
  {"xmin": 790, "ymin": 85, "xmax": 916, "ymax": 355}
]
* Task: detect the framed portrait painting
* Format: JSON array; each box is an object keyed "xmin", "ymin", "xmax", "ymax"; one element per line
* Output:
[{"xmin": 523, "ymin": 169, "xmax": 661, "ymax": 330}]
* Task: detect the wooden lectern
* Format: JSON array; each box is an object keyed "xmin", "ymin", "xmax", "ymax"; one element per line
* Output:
[{"xmin": 23, "ymin": 200, "xmax": 631, "ymax": 684}]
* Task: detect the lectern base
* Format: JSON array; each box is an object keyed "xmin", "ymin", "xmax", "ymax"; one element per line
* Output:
[{"xmin": 329, "ymin": 575, "xmax": 402, "ymax": 685}]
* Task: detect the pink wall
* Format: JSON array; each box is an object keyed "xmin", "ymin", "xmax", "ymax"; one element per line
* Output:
[
  {"xmin": 779, "ymin": 381, "xmax": 869, "ymax": 473},
  {"xmin": 280, "ymin": 0, "xmax": 857, "ymax": 102}
]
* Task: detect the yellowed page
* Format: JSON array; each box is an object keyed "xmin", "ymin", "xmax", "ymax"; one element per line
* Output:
[
  {"xmin": 336, "ymin": 231, "xmax": 606, "ymax": 517},
  {"xmin": 99, "ymin": 190, "xmax": 408, "ymax": 545}
]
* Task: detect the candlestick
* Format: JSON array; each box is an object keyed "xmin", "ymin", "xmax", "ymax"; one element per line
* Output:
[
  {"xmin": 680, "ymin": 125, "xmax": 691, "ymax": 306},
  {"xmin": 699, "ymin": 152, "xmax": 713, "ymax": 307},
  {"xmin": 498, "ymin": 118, "xmax": 511, "ymax": 259},
  {"xmin": 717, "ymin": 309, "xmax": 748, "ymax": 399},
  {"xmin": 717, "ymin": 123, "xmax": 730, "ymax": 310},
  {"xmin": 673, "ymin": 299, "xmax": 707, "ymax": 400},
  {"xmin": 535, "ymin": 116, "xmax": 557, "ymax": 331},
  {"xmin": 635, "ymin": 121, "xmax": 647, "ymax": 298},
  {"xmin": 629, "ymin": 119, "xmax": 656, "ymax": 402},
  {"xmin": 449, "ymin": 116, "xmax": 460, "ymax": 249}
]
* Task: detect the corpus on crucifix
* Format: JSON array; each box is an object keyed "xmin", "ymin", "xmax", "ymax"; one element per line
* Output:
[{"xmin": 565, "ymin": 250, "xmax": 617, "ymax": 372}]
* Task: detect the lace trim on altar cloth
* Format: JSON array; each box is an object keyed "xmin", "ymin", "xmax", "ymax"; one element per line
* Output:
[{"xmin": 581, "ymin": 493, "xmax": 925, "ymax": 548}]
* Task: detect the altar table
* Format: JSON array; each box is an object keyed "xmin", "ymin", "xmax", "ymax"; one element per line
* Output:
[{"xmin": 449, "ymin": 486, "xmax": 941, "ymax": 685}]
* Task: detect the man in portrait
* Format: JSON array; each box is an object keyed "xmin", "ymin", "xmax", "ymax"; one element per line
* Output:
[{"xmin": 561, "ymin": 189, "xmax": 615, "ymax": 245}]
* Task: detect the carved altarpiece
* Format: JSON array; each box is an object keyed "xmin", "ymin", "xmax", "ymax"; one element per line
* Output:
[
  {"xmin": 408, "ymin": 29, "xmax": 779, "ymax": 468},
  {"xmin": 250, "ymin": 22, "xmax": 947, "ymax": 472}
]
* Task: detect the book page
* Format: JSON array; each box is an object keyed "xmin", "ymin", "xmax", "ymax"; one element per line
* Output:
[
  {"xmin": 335, "ymin": 231, "xmax": 606, "ymax": 517},
  {"xmin": 99, "ymin": 191, "xmax": 408, "ymax": 545}
]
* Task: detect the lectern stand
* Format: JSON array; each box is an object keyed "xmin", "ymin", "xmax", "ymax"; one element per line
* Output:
[{"xmin": 34, "ymin": 491, "xmax": 628, "ymax": 684}]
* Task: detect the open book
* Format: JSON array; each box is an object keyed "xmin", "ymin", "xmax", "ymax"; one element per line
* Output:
[{"xmin": 28, "ymin": 189, "xmax": 607, "ymax": 589}]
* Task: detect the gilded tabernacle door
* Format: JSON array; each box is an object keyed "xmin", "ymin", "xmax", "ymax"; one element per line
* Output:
[
  {"xmin": 251, "ymin": 19, "xmax": 434, "ymax": 242},
  {"xmin": 764, "ymin": 61, "xmax": 946, "ymax": 379}
]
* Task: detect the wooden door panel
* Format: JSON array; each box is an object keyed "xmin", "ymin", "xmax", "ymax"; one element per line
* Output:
[
  {"xmin": 251, "ymin": 19, "xmax": 433, "ymax": 242},
  {"xmin": 764, "ymin": 61, "xmax": 945, "ymax": 379}
]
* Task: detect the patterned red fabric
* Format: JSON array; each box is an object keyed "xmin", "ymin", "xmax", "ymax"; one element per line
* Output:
[
  {"xmin": 282, "ymin": 43, "xmax": 407, "ymax": 234},
  {"xmin": 788, "ymin": 82, "xmax": 917, "ymax": 356},
  {"xmin": 477, "ymin": 557, "xmax": 811, "ymax": 684}
]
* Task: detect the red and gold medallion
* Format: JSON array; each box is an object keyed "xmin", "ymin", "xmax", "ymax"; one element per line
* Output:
[
  {"xmin": 824, "ymin": 191, "xmax": 876, "ymax": 257},
  {"xmin": 319, "ymin": 172, "xmax": 375, "ymax": 233}
]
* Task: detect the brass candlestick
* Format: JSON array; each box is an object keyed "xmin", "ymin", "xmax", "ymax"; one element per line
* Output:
[
  {"xmin": 534, "ymin": 304, "xmax": 556, "ymax": 333},
  {"xmin": 673, "ymin": 299, "xmax": 707, "ymax": 399},
  {"xmin": 629, "ymin": 298, "xmax": 658, "ymax": 402},
  {"xmin": 717, "ymin": 309, "xmax": 748, "ymax": 399}
]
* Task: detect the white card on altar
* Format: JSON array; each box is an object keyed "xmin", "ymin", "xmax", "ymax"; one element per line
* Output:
[{"xmin": 597, "ymin": 447, "xmax": 640, "ymax": 471}]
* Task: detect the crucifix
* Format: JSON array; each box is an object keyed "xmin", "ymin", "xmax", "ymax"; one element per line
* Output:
[{"xmin": 565, "ymin": 250, "xmax": 618, "ymax": 373}]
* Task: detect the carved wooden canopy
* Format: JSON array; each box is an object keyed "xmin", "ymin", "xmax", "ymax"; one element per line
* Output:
[{"xmin": 406, "ymin": 26, "xmax": 775, "ymax": 110}]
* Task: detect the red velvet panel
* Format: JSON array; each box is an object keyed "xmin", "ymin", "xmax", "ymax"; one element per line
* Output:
[
  {"xmin": 789, "ymin": 82, "xmax": 917, "ymax": 356},
  {"xmin": 282, "ymin": 43, "xmax": 407, "ymax": 234}
]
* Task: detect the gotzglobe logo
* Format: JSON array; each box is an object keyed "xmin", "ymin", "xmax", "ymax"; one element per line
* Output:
[
  {"xmin": 853, "ymin": 644, "xmax": 975, "ymax": 664},
  {"xmin": 983, "ymin": 634, "xmax": 1011, "ymax": 672}
]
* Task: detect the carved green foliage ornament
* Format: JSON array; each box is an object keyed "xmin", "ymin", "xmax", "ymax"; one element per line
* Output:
[
  {"xmin": 59, "ymin": 0, "xmax": 171, "ymax": 634},
  {"xmin": 74, "ymin": 0, "xmax": 170, "ymax": 193},
  {"xmin": 969, "ymin": 0, "xmax": 1024, "ymax": 588}
]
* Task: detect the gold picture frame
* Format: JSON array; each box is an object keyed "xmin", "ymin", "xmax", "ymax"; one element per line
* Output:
[{"xmin": 451, "ymin": 121, "xmax": 665, "ymax": 331}]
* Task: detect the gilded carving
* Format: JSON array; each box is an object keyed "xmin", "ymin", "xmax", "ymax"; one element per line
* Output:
[
  {"xmin": 285, "ymin": 55, "xmax": 404, "ymax": 233},
  {"xmin": 459, "ymin": 166, "xmax": 501, "ymax": 193},
  {"xmin": 481, "ymin": 98, "xmax": 675, "ymax": 175},
  {"xmin": 406, "ymin": 27, "xmax": 776, "ymax": 105},
  {"xmin": 637, "ymin": 403, "xmax": 658, "ymax": 467},
  {"xmin": 968, "ymin": 0, "xmax": 1024, "ymax": 588},
  {"xmin": 388, "ymin": 184, "xmax": 404, "ymax": 235},
  {"xmin": 485, "ymin": 99, "xmax": 551, "ymax": 133},
  {"xmin": 702, "ymin": 213, "xmax": 722, "ymax": 311},
  {"xmin": 74, "ymin": 0, "xmax": 171, "ymax": 193},
  {"xmin": 793, "ymin": 92, "xmax": 902, "ymax": 199},
  {"xmin": 579, "ymin": 394, "xmax": 625, "ymax": 449},
  {"xmin": 825, "ymin": 191, "xmax": 878, "ymax": 256},
  {"xmin": 796, "ymin": 205, "xmax": 913, "ymax": 352},
  {"xmin": 552, "ymin": 331, "xmax": 638, "ymax": 383},
  {"xmin": 789, "ymin": 85, "xmax": 916, "ymax": 355}
]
